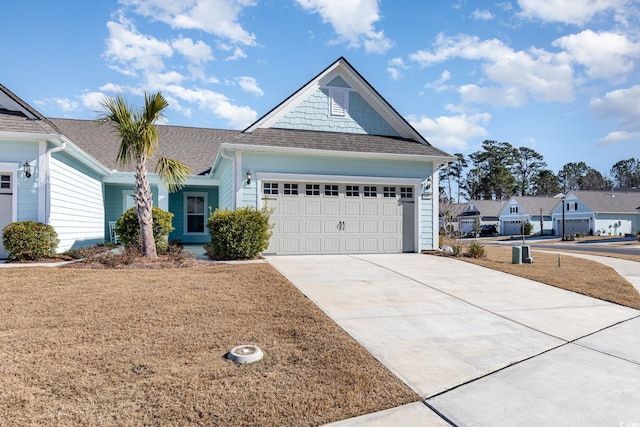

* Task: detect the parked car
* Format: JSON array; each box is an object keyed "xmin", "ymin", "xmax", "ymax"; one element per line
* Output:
[{"xmin": 479, "ymin": 224, "xmax": 498, "ymax": 237}]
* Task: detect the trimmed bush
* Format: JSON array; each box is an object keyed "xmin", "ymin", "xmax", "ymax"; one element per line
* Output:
[
  {"xmin": 2, "ymin": 221, "xmax": 59, "ymax": 261},
  {"xmin": 205, "ymin": 206, "xmax": 272, "ymax": 260},
  {"xmin": 114, "ymin": 207, "xmax": 174, "ymax": 253},
  {"xmin": 521, "ymin": 222, "xmax": 534, "ymax": 236}
]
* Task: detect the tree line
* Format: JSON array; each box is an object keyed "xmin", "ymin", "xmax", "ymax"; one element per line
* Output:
[{"xmin": 440, "ymin": 140, "xmax": 640, "ymax": 203}]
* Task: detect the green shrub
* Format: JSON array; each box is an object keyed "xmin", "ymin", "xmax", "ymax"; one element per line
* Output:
[
  {"xmin": 467, "ymin": 240, "xmax": 485, "ymax": 258},
  {"xmin": 2, "ymin": 221, "xmax": 59, "ymax": 261},
  {"xmin": 205, "ymin": 206, "xmax": 272, "ymax": 260},
  {"xmin": 521, "ymin": 222, "xmax": 534, "ymax": 235},
  {"xmin": 114, "ymin": 207, "xmax": 174, "ymax": 253}
]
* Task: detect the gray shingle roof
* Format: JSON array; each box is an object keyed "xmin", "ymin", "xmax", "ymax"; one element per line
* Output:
[
  {"xmin": 462, "ymin": 200, "xmax": 506, "ymax": 217},
  {"xmin": 232, "ymin": 127, "xmax": 453, "ymax": 158},
  {"xmin": 48, "ymin": 118, "xmax": 239, "ymax": 175},
  {"xmin": 572, "ymin": 190, "xmax": 640, "ymax": 213},
  {"xmin": 510, "ymin": 196, "xmax": 561, "ymax": 215}
]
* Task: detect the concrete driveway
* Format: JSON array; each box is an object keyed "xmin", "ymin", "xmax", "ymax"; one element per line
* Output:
[{"xmin": 266, "ymin": 254, "xmax": 640, "ymax": 426}]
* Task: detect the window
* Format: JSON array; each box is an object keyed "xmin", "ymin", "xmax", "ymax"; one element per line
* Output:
[
  {"xmin": 283, "ymin": 183, "xmax": 298, "ymax": 195},
  {"xmin": 566, "ymin": 202, "xmax": 578, "ymax": 211},
  {"xmin": 329, "ymin": 88, "xmax": 349, "ymax": 117},
  {"xmin": 383, "ymin": 186, "xmax": 396, "ymax": 198},
  {"xmin": 363, "ymin": 186, "xmax": 377, "ymax": 197},
  {"xmin": 263, "ymin": 182, "xmax": 279, "ymax": 195},
  {"xmin": 324, "ymin": 184, "xmax": 338, "ymax": 197},
  {"xmin": 400, "ymin": 187, "xmax": 413, "ymax": 199},
  {"xmin": 305, "ymin": 184, "xmax": 320, "ymax": 196},
  {"xmin": 510, "ymin": 206, "xmax": 518, "ymax": 214},
  {"xmin": 0, "ymin": 174, "xmax": 10, "ymax": 190},
  {"xmin": 346, "ymin": 185, "xmax": 360, "ymax": 197},
  {"xmin": 185, "ymin": 193, "xmax": 207, "ymax": 234}
]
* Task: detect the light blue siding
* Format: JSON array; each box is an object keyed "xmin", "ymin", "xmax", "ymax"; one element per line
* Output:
[
  {"xmin": 0, "ymin": 140, "xmax": 40, "ymax": 221},
  {"xmin": 213, "ymin": 157, "xmax": 234, "ymax": 210},
  {"xmin": 168, "ymin": 186, "xmax": 218, "ymax": 243},
  {"xmin": 273, "ymin": 88, "xmax": 400, "ymax": 136},
  {"xmin": 49, "ymin": 153, "xmax": 104, "ymax": 251},
  {"xmin": 104, "ymin": 183, "xmax": 159, "ymax": 239}
]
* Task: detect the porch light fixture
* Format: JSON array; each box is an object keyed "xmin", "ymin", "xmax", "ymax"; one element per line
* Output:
[
  {"xmin": 245, "ymin": 170, "xmax": 252, "ymax": 185},
  {"xmin": 23, "ymin": 161, "xmax": 32, "ymax": 179}
]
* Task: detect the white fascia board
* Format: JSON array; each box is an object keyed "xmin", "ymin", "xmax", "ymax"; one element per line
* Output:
[
  {"xmin": 0, "ymin": 131, "xmax": 59, "ymax": 141},
  {"xmin": 256, "ymin": 171, "xmax": 421, "ymax": 186},
  {"xmin": 220, "ymin": 142, "xmax": 454, "ymax": 163}
]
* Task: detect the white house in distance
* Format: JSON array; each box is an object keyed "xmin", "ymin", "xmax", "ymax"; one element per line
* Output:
[
  {"xmin": 552, "ymin": 190, "xmax": 640, "ymax": 237},
  {"xmin": 498, "ymin": 196, "xmax": 562, "ymax": 236},
  {"xmin": 0, "ymin": 57, "xmax": 454, "ymax": 258}
]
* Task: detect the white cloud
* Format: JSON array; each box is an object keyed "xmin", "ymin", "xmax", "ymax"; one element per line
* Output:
[
  {"xmin": 226, "ymin": 47, "xmax": 247, "ymax": 61},
  {"xmin": 408, "ymin": 112, "xmax": 491, "ymax": 150},
  {"xmin": 235, "ymin": 76, "xmax": 263, "ymax": 96},
  {"xmin": 553, "ymin": 30, "xmax": 640, "ymax": 80},
  {"xmin": 81, "ymin": 92, "xmax": 108, "ymax": 112},
  {"xmin": 471, "ymin": 9, "xmax": 494, "ymax": 20},
  {"xmin": 591, "ymin": 85, "xmax": 640, "ymax": 145},
  {"xmin": 386, "ymin": 57, "xmax": 406, "ymax": 80},
  {"xmin": 425, "ymin": 70, "xmax": 452, "ymax": 92},
  {"xmin": 409, "ymin": 33, "xmax": 575, "ymax": 105},
  {"xmin": 162, "ymin": 85, "xmax": 257, "ymax": 128},
  {"xmin": 105, "ymin": 17, "xmax": 173, "ymax": 74},
  {"xmin": 121, "ymin": 0, "xmax": 257, "ymax": 46},
  {"xmin": 99, "ymin": 83, "xmax": 125, "ymax": 93},
  {"xmin": 171, "ymin": 37, "xmax": 213, "ymax": 64},
  {"xmin": 295, "ymin": 0, "xmax": 393, "ymax": 54},
  {"xmin": 517, "ymin": 0, "xmax": 627, "ymax": 25},
  {"xmin": 54, "ymin": 98, "xmax": 79, "ymax": 112}
]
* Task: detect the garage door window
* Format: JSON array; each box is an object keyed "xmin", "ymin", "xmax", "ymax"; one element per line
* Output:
[
  {"xmin": 283, "ymin": 183, "xmax": 298, "ymax": 195},
  {"xmin": 346, "ymin": 185, "xmax": 360, "ymax": 197},
  {"xmin": 324, "ymin": 184, "xmax": 338, "ymax": 197},
  {"xmin": 383, "ymin": 186, "xmax": 396, "ymax": 198},
  {"xmin": 264, "ymin": 183, "xmax": 279, "ymax": 195},
  {"xmin": 364, "ymin": 186, "xmax": 377, "ymax": 197},
  {"xmin": 305, "ymin": 184, "xmax": 320, "ymax": 196}
]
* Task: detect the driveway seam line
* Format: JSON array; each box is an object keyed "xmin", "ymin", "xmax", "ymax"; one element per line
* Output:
[{"xmin": 421, "ymin": 400, "xmax": 459, "ymax": 426}]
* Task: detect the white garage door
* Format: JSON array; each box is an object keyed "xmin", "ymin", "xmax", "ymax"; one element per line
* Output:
[
  {"xmin": 0, "ymin": 172, "xmax": 13, "ymax": 258},
  {"xmin": 263, "ymin": 182, "xmax": 415, "ymax": 254},
  {"xmin": 557, "ymin": 218, "xmax": 590, "ymax": 236},
  {"xmin": 502, "ymin": 220, "xmax": 524, "ymax": 235}
]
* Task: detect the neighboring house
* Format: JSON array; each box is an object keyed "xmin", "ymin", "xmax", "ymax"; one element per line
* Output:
[
  {"xmin": 498, "ymin": 196, "xmax": 562, "ymax": 236},
  {"xmin": 0, "ymin": 57, "xmax": 454, "ymax": 258},
  {"xmin": 551, "ymin": 190, "xmax": 640, "ymax": 237},
  {"xmin": 439, "ymin": 202, "xmax": 465, "ymax": 232},
  {"xmin": 458, "ymin": 200, "xmax": 504, "ymax": 234}
]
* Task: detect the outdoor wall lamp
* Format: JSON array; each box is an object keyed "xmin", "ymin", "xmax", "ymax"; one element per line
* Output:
[
  {"xmin": 246, "ymin": 170, "xmax": 252, "ymax": 185},
  {"xmin": 23, "ymin": 161, "xmax": 32, "ymax": 179}
]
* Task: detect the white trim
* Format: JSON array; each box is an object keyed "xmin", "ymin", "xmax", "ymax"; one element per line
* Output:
[
  {"xmin": 122, "ymin": 190, "xmax": 135, "ymax": 212},
  {"xmin": 234, "ymin": 152, "xmax": 242, "ymax": 209},
  {"xmin": 0, "ymin": 162, "xmax": 18, "ymax": 222},
  {"xmin": 430, "ymin": 174, "xmax": 438, "ymax": 251},
  {"xmin": 328, "ymin": 87, "xmax": 349, "ymax": 117},
  {"xmin": 255, "ymin": 172, "xmax": 421, "ymax": 187},
  {"xmin": 183, "ymin": 191, "xmax": 208, "ymax": 235},
  {"xmin": 220, "ymin": 143, "xmax": 455, "ymax": 163},
  {"xmin": 157, "ymin": 183, "xmax": 169, "ymax": 211},
  {"xmin": 38, "ymin": 141, "xmax": 47, "ymax": 222}
]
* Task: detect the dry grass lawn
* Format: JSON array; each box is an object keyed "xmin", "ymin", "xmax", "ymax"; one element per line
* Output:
[
  {"xmin": 0, "ymin": 263, "xmax": 418, "ymax": 426},
  {"xmin": 445, "ymin": 242, "xmax": 640, "ymax": 310}
]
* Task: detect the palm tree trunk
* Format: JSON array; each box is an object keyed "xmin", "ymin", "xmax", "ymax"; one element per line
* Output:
[{"xmin": 135, "ymin": 154, "xmax": 157, "ymax": 258}]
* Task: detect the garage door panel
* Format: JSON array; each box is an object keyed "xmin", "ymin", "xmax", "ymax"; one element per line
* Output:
[
  {"xmin": 363, "ymin": 202, "xmax": 378, "ymax": 215},
  {"xmin": 362, "ymin": 238, "xmax": 378, "ymax": 252},
  {"xmin": 282, "ymin": 200, "xmax": 300, "ymax": 215},
  {"xmin": 305, "ymin": 219, "xmax": 322, "ymax": 233},
  {"xmin": 345, "ymin": 202, "xmax": 360, "ymax": 215},
  {"xmin": 324, "ymin": 238, "xmax": 341, "ymax": 252},
  {"xmin": 324, "ymin": 201, "xmax": 341, "ymax": 216},
  {"xmin": 383, "ymin": 220, "xmax": 399, "ymax": 233},
  {"xmin": 282, "ymin": 239, "xmax": 300, "ymax": 253},
  {"xmin": 282, "ymin": 219, "xmax": 300, "ymax": 234},
  {"xmin": 305, "ymin": 238, "xmax": 321, "ymax": 252},
  {"xmin": 344, "ymin": 220, "xmax": 360, "ymax": 233},
  {"xmin": 345, "ymin": 238, "xmax": 360, "ymax": 252},
  {"xmin": 362, "ymin": 220, "xmax": 378, "ymax": 233},
  {"xmin": 305, "ymin": 200, "xmax": 322, "ymax": 215}
]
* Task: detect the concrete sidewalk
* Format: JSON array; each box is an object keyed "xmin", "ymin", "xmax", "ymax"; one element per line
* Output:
[{"xmin": 267, "ymin": 254, "xmax": 640, "ymax": 426}]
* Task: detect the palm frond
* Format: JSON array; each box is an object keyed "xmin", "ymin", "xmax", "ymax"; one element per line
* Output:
[{"xmin": 155, "ymin": 157, "xmax": 191, "ymax": 192}]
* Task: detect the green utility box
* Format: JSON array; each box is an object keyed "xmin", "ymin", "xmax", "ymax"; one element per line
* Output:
[{"xmin": 512, "ymin": 246, "xmax": 522, "ymax": 264}]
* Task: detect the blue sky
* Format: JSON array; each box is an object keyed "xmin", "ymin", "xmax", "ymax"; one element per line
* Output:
[{"xmin": 2, "ymin": 0, "xmax": 639, "ymax": 176}]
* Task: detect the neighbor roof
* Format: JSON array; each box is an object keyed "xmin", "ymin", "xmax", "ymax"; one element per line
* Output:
[
  {"xmin": 0, "ymin": 84, "xmax": 59, "ymax": 135},
  {"xmin": 49, "ymin": 118, "xmax": 239, "ymax": 175},
  {"xmin": 510, "ymin": 196, "xmax": 561, "ymax": 215},
  {"xmin": 462, "ymin": 200, "xmax": 505, "ymax": 217},
  {"xmin": 570, "ymin": 190, "xmax": 640, "ymax": 213}
]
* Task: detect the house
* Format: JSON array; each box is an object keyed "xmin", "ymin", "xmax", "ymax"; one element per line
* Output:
[
  {"xmin": 0, "ymin": 57, "xmax": 454, "ymax": 258},
  {"xmin": 458, "ymin": 200, "xmax": 504, "ymax": 234},
  {"xmin": 439, "ymin": 202, "xmax": 465, "ymax": 233},
  {"xmin": 498, "ymin": 196, "xmax": 562, "ymax": 236},
  {"xmin": 551, "ymin": 190, "xmax": 640, "ymax": 237}
]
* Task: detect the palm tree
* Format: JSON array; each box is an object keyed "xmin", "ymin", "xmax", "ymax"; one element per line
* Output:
[{"xmin": 98, "ymin": 92, "xmax": 190, "ymax": 257}]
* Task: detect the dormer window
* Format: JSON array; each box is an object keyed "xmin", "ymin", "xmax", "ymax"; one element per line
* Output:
[
  {"xmin": 329, "ymin": 88, "xmax": 348, "ymax": 117},
  {"xmin": 510, "ymin": 206, "xmax": 518, "ymax": 214}
]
